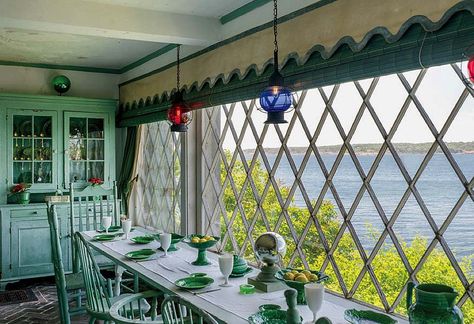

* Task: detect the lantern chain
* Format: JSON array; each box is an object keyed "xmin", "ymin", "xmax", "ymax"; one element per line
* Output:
[
  {"xmin": 177, "ymin": 44, "xmax": 180, "ymax": 91},
  {"xmin": 273, "ymin": 0, "xmax": 278, "ymax": 54}
]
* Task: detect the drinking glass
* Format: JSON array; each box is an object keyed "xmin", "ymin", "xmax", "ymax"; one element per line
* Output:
[
  {"xmin": 218, "ymin": 254, "xmax": 233, "ymax": 287},
  {"xmin": 121, "ymin": 219, "xmax": 132, "ymax": 240},
  {"xmin": 101, "ymin": 216, "xmax": 112, "ymax": 234},
  {"xmin": 160, "ymin": 233, "xmax": 172, "ymax": 258},
  {"xmin": 304, "ymin": 283, "xmax": 324, "ymax": 324}
]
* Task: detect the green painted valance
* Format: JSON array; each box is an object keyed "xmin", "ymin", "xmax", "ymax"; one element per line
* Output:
[{"xmin": 118, "ymin": 1, "xmax": 474, "ymax": 127}]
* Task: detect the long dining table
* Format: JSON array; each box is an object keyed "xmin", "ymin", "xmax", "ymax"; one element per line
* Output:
[{"xmin": 81, "ymin": 228, "xmax": 406, "ymax": 324}]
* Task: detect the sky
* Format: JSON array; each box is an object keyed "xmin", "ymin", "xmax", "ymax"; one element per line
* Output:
[{"xmin": 221, "ymin": 64, "xmax": 474, "ymax": 151}]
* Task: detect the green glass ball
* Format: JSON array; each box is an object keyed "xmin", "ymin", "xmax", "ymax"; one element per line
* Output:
[{"xmin": 52, "ymin": 75, "xmax": 71, "ymax": 94}]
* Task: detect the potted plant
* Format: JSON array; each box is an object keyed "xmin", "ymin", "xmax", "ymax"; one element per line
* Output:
[
  {"xmin": 10, "ymin": 183, "xmax": 31, "ymax": 204},
  {"xmin": 88, "ymin": 177, "xmax": 103, "ymax": 187}
]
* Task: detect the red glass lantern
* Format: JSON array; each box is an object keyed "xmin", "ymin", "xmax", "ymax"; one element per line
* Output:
[
  {"xmin": 468, "ymin": 57, "xmax": 474, "ymax": 83},
  {"xmin": 167, "ymin": 91, "xmax": 192, "ymax": 132}
]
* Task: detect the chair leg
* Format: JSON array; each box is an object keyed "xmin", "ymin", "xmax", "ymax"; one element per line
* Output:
[
  {"xmin": 75, "ymin": 289, "xmax": 82, "ymax": 308},
  {"xmin": 88, "ymin": 317, "xmax": 95, "ymax": 324},
  {"xmin": 134, "ymin": 273, "xmax": 139, "ymax": 293}
]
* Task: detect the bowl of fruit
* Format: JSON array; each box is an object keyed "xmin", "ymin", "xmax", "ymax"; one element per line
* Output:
[
  {"xmin": 183, "ymin": 234, "xmax": 220, "ymax": 266},
  {"xmin": 275, "ymin": 268, "xmax": 329, "ymax": 305}
]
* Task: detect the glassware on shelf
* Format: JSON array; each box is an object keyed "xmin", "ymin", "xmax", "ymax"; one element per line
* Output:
[
  {"xmin": 70, "ymin": 161, "xmax": 87, "ymax": 182},
  {"xmin": 88, "ymin": 118, "xmax": 104, "ymax": 138},
  {"xmin": 68, "ymin": 116, "xmax": 106, "ymax": 184}
]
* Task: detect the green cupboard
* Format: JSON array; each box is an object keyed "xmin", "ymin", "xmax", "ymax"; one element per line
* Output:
[{"xmin": 0, "ymin": 93, "xmax": 118, "ymax": 287}]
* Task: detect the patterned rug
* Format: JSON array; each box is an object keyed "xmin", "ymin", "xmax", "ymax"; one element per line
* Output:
[
  {"xmin": 0, "ymin": 279, "xmax": 89, "ymax": 324},
  {"xmin": 0, "ymin": 289, "xmax": 37, "ymax": 306}
]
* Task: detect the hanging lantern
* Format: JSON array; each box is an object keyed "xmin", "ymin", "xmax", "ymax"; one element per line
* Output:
[
  {"xmin": 167, "ymin": 45, "xmax": 192, "ymax": 132},
  {"xmin": 167, "ymin": 90, "xmax": 192, "ymax": 132},
  {"xmin": 258, "ymin": 0, "xmax": 295, "ymax": 124},
  {"xmin": 468, "ymin": 57, "xmax": 474, "ymax": 84}
]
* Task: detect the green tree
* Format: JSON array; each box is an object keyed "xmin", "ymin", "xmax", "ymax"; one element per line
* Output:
[{"xmin": 219, "ymin": 150, "xmax": 474, "ymax": 323}]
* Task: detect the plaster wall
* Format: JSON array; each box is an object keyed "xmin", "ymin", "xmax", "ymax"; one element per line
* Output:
[
  {"xmin": 0, "ymin": 65, "xmax": 119, "ymax": 99},
  {"xmin": 120, "ymin": 0, "xmax": 460, "ymax": 105}
]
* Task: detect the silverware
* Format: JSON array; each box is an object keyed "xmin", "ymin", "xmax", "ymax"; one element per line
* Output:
[
  {"xmin": 192, "ymin": 288, "xmax": 221, "ymax": 295},
  {"xmin": 177, "ymin": 267, "xmax": 192, "ymax": 274},
  {"xmin": 158, "ymin": 263, "xmax": 176, "ymax": 272}
]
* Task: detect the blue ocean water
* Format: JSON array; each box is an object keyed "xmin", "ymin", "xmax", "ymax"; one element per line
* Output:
[{"xmin": 257, "ymin": 153, "xmax": 474, "ymax": 261}]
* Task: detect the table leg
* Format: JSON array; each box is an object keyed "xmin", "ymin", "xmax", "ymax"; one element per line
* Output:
[{"xmin": 115, "ymin": 265, "xmax": 125, "ymax": 297}]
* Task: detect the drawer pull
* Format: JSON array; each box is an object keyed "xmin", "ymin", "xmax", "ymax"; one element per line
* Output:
[{"xmin": 32, "ymin": 211, "xmax": 38, "ymax": 214}]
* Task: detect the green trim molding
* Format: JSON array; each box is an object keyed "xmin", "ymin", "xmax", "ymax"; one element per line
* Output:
[
  {"xmin": 0, "ymin": 60, "xmax": 121, "ymax": 74},
  {"xmin": 117, "ymin": 1, "xmax": 474, "ymax": 127},
  {"xmin": 119, "ymin": 44, "xmax": 178, "ymax": 73},
  {"xmin": 220, "ymin": 0, "xmax": 272, "ymax": 24}
]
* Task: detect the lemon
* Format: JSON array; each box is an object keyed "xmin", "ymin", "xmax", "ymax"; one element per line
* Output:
[
  {"xmin": 204, "ymin": 235, "xmax": 212, "ymax": 240},
  {"xmin": 295, "ymin": 275, "xmax": 309, "ymax": 283},
  {"xmin": 208, "ymin": 236, "xmax": 215, "ymax": 241},
  {"xmin": 283, "ymin": 272, "xmax": 295, "ymax": 280},
  {"xmin": 191, "ymin": 237, "xmax": 200, "ymax": 243},
  {"xmin": 199, "ymin": 238, "xmax": 207, "ymax": 243},
  {"xmin": 308, "ymin": 274, "xmax": 319, "ymax": 282},
  {"xmin": 291, "ymin": 270, "xmax": 299, "ymax": 275},
  {"xmin": 301, "ymin": 270, "xmax": 312, "ymax": 277}
]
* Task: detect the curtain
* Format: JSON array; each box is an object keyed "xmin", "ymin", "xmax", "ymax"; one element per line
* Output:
[{"xmin": 117, "ymin": 126, "xmax": 139, "ymax": 216}]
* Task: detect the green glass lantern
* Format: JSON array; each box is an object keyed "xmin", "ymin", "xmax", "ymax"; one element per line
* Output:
[{"xmin": 52, "ymin": 75, "xmax": 71, "ymax": 95}]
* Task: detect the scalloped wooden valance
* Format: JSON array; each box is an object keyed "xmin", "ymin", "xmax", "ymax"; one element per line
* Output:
[{"xmin": 118, "ymin": 0, "xmax": 472, "ymax": 127}]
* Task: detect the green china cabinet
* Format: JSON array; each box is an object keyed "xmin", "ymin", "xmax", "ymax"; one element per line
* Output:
[{"xmin": 0, "ymin": 93, "xmax": 117, "ymax": 288}]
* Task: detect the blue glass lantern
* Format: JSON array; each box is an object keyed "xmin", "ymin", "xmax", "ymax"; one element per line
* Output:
[
  {"xmin": 258, "ymin": 0, "xmax": 294, "ymax": 124},
  {"xmin": 259, "ymin": 70, "xmax": 292, "ymax": 124}
]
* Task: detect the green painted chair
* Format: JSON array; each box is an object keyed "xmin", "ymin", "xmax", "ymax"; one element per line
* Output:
[
  {"xmin": 70, "ymin": 181, "xmax": 138, "ymax": 294},
  {"xmin": 46, "ymin": 203, "xmax": 86, "ymax": 324},
  {"xmin": 69, "ymin": 181, "xmax": 120, "ymax": 272},
  {"xmin": 74, "ymin": 232, "xmax": 153, "ymax": 324},
  {"xmin": 109, "ymin": 291, "xmax": 164, "ymax": 323},
  {"xmin": 161, "ymin": 295, "xmax": 218, "ymax": 324}
]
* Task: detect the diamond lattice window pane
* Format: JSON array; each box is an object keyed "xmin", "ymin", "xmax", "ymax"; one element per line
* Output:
[{"xmin": 199, "ymin": 62, "xmax": 474, "ymax": 320}]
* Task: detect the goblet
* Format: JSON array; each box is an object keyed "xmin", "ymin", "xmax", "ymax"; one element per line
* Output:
[
  {"xmin": 304, "ymin": 283, "xmax": 324, "ymax": 324},
  {"xmin": 218, "ymin": 254, "xmax": 233, "ymax": 287},
  {"xmin": 101, "ymin": 216, "xmax": 112, "ymax": 234},
  {"xmin": 121, "ymin": 219, "xmax": 132, "ymax": 240},
  {"xmin": 160, "ymin": 233, "xmax": 172, "ymax": 258}
]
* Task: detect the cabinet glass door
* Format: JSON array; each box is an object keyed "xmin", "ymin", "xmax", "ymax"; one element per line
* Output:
[
  {"xmin": 9, "ymin": 111, "xmax": 57, "ymax": 189},
  {"xmin": 65, "ymin": 113, "xmax": 108, "ymax": 187}
]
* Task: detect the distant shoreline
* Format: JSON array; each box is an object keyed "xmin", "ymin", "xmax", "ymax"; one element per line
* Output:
[{"xmin": 241, "ymin": 142, "xmax": 474, "ymax": 155}]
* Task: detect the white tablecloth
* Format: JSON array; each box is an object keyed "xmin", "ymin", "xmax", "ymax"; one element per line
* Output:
[{"xmin": 84, "ymin": 229, "xmax": 406, "ymax": 324}]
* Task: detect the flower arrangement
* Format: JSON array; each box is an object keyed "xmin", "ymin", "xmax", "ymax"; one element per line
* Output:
[
  {"xmin": 10, "ymin": 183, "xmax": 31, "ymax": 194},
  {"xmin": 10, "ymin": 183, "xmax": 31, "ymax": 204},
  {"xmin": 88, "ymin": 177, "xmax": 103, "ymax": 186}
]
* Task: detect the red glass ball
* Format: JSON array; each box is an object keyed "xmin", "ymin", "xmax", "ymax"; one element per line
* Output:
[{"xmin": 468, "ymin": 57, "xmax": 474, "ymax": 84}]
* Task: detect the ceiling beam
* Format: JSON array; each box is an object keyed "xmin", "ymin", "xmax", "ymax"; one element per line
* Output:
[{"xmin": 0, "ymin": 0, "xmax": 221, "ymax": 46}]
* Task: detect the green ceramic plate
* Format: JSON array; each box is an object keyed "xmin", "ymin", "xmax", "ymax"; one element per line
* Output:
[
  {"xmin": 344, "ymin": 309, "xmax": 398, "ymax": 324},
  {"xmin": 230, "ymin": 267, "xmax": 253, "ymax": 278},
  {"xmin": 175, "ymin": 276, "xmax": 214, "ymax": 290},
  {"xmin": 248, "ymin": 310, "xmax": 303, "ymax": 324},
  {"xmin": 93, "ymin": 234, "xmax": 117, "ymax": 241},
  {"xmin": 130, "ymin": 236, "xmax": 155, "ymax": 244},
  {"xmin": 125, "ymin": 249, "xmax": 156, "ymax": 261}
]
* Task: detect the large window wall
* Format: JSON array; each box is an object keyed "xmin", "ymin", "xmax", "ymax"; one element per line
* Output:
[{"xmin": 200, "ymin": 62, "xmax": 474, "ymax": 319}]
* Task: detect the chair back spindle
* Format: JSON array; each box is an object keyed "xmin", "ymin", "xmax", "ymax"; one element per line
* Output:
[{"xmin": 161, "ymin": 295, "xmax": 218, "ymax": 324}]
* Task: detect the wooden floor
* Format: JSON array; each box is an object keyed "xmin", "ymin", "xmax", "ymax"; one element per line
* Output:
[{"xmin": 0, "ymin": 278, "xmax": 89, "ymax": 324}]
